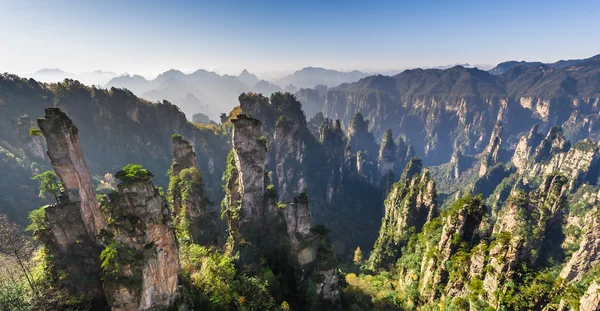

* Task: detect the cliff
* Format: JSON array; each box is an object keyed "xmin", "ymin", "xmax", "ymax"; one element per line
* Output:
[
  {"xmin": 37, "ymin": 108, "xmax": 105, "ymax": 239},
  {"xmin": 99, "ymin": 166, "xmax": 182, "ymax": 311},
  {"xmin": 169, "ymin": 135, "xmax": 215, "ymax": 245},
  {"xmin": 368, "ymin": 158, "xmax": 437, "ymax": 269},
  {"xmin": 35, "ymin": 108, "xmax": 106, "ymax": 305}
]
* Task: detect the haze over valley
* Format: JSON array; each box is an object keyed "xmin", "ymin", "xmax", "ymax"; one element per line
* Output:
[{"xmin": 2, "ymin": 1, "xmax": 600, "ymax": 311}]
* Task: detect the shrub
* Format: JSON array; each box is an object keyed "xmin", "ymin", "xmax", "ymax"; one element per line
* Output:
[
  {"xmin": 115, "ymin": 164, "xmax": 153, "ymax": 185},
  {"xmin": 29, "ymin": 128, "xmax": 43, "ymax": 136}
]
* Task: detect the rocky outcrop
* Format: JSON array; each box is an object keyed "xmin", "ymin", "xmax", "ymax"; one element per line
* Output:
[
  {"xmin": 37, "ymin": 108, "xmax": 105, "ymax": 239},
  {"xmin": 512, "ymin": 124, "xmax": 544, "ymax": 172},
  {"xmin": 378, "ymin": 129, "xmax": 395, "ymax": 176},
  {"xmin": 316, "ymin": 269, "xmax": 341, "ymax": 306},
  {"xmin": 274, "ymin": 113, "xmax": 307, "ymax": 202},
  {"xmin": 231, "ymin": 114, "xmax": 267, "ymax": 222},
  {"xmin": 368, "ymin": 158, "xmax": 437, "ymax": 269},
  {"xmin": 560, "ymin": 208, "xmax": 600, "ymax": 281},
  {"xmin": 523, "ymin": 131, "xmax": 600, "ymax": 190},
  {"xmin": 39, "ymin": 198, "xmax": 106, "ymax": 305},
  {"xmin": 533, "ymin": 127, "xmax": 570, "ymax": 163},
  {"xmin": 483, "ymin": 174, "xmax": 568, "ymax": 304},
  {"xmin": 479, "ymin": 123, "xmax": 503, "ymax": 177},
  {"xmin": 347, "ymin": 113, "xmax": 378, "ymax": 161},
  {"xmin": 394, "ymin": 137, "xmax": 414, "ymax": 178},
  {"xmin": 100, "ymin": 169, "xmax": 181, "ymax": 311},
  {"xmin": 284, "ymin": 193, "xmax": 312, "ymax": 255},
  {"xmin": 169, "ymin": 135, "xmax": 214, "ymax": 245},
  {"xmin": 282, "ymin": 193, "xmax": 340, "ymax": 306},
  {"xmin": 319, "ymin": 118, "xmax": 345, "ymax": 204},
  {"xmin": 579, "ymin": 282, "xmax": 600, "ymax": 311},
  {"xmin": 419, "ymin": 195, "xmax": 486, "ymax": 301},
  {"xmin": 36, "ymin": 108, "xmax": 106, "ymax": 305}
]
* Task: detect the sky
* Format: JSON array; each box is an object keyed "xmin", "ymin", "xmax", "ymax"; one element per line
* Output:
[{"xmin": 1, "ymin": 0, "xmax": 599, "ymax": 78}]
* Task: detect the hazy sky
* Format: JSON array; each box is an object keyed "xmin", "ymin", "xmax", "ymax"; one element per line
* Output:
[{"xmin": 1, "ymin": 0, "xmax": 599, "ymax": 77}]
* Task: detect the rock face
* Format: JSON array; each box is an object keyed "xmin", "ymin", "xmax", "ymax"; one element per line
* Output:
[
  {"xmin": 347, "ymin": 113, "xmax": 378, "ymax": 162},
  {"xmin": 560, "ymin": 208, "xmax": 600, "ymax": 281},
  {"xmin": 368, "ymin": 158, "xmax": 437, "ymax": 269},
  {"xmin": 231, "ymin": 114, "xmax": 267, "ymax": 221},
  {"xmin": 100, "ymin": 171, "xmax": 180, "ymax": 311},
  {"xmin": 479, "ymin": 123, "xmax": 504, "ymax": 177},
  {"xmin": 579, "ymin": 282, "xmax": 600, "ymax": 311},
  {"xmin": 169, "ymin": 135, "xmax": 214, "ymax": 245},
  {"xmin": 284, "ymin": 194, "xmax": 312, "ymax": 254},
  {"xmin": 283, "ymin": 194, "xmax": 341, "ymax": 306},
  {"xmin": 36, "ymin": 108, "xmax": 106, "ymax": 305},
  {"xmin": 38, "ymin": 108, "xmax": 105, "ymax": 239},
  {"xmin": 483, "ymin": 174, "xmax": 568, "ymax": 304},
  {"xmin": 319, "ymin": 118, "xmax": 345, "ymax": 204},
  {"xmin": 40, "ymin": 198, "xmax": 106, "ymax": 305},
  {"xmin": 512, "ymin": 124, "xmax": 544, "ymax": 171},
  {"xmin": 224, "ymin": 111, "xmax": 340, "ymax": 307},
  {"xmin": 419, "ymin": 195, "xmax": 486, "ymax": 301},
  {"xmin": 514, "ymin": 127, "xmax": 600, "ymax": 190},
  {"xmin": 274, "ymin": 113, "xmax": 307, "ymax": 202},
  {"xmin": 378, "ymin": 129, "xmax": 396, "ymax": 176}
]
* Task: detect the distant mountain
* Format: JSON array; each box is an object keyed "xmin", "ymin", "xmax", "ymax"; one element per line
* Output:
[
  {"xmin": 31, "ymin": 68, "xmax": 77, "ymax": 82},
  {"xmin": 107, "ymin": 69, "xmax": 252, "ymax": 120},
  {"xmin": 429, "ymin": 63, "xmax": 471, "ymax": 70},
  {"xmin": 489, "ymin": 54, "xmax": 600, "ymax": 75},
  {"xmin": 31, "ymin": 68, "xmax": 118, "ymax": 85},
  {"xmin": 106, "ymin": 74, "xmax": 152, "ymax": 94},
  {"xmin": 252, "ymin": 80, "xmax": 282, "ymax": 95},
  {"xmin": 274, "ymin": 67, "xmax": 369, "ymax": 89},
  {"xmin": 237, "ymin": 69, "xmax": 260, "ymax": 87},
  {"xmin": 324, "ymin": 58, "xmax": 600, "ymax": 165}
]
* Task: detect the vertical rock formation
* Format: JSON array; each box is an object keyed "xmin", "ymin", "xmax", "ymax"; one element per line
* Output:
[
  {"xmin": 483, "ymin": 174, "xmax": 568, "ymax": 305},
  {"xmin": 38, "ymin": 198, "xmax": 106, "ymax": 305},
  {"xmin": 224, "ymin": 110, "xmax": 340, "ymax": 307},
  {"xmin": 319, "ymin": 118, "xmax": 345, "ymax": 204},
  {"xmin": 238, "ymin": 92, "xmax": 273, "ymax": 130},
  {"xmin": 36, "ymin": 107, "xmax": 106, "ymax": 305},
  {"xmin": 231, "ymin": 114, "xmax": 267, "ymax": 222},
  {"xmin": 479, "ymin": 123, "xmax": 503, "ymax": 177},
  {"xmin": 419, "ymin": 195, "xmax": 486, "ymax": 301},
  {"xmin": 100, "ymin": 168, "xmax": 181, "ymax": 311},
  {"xmin": 282, "ymin": 193, "xmax": 341, "ymax": 306},
  {"xmin": 378, "ymin": 129, "xmax": 396, "ymax": 176},
  {"xmin": 520, "ymin": 128, "xmax": 600, "ymax": 190},
  {"xmin": 560, "ymin": 208, "xmax": 600, "ymax": 281},
  {"xmin": 169, "ymin": 135, "xmax": 214, "ymax": 245},
  {"xmin": 38, "ymin": 107, "xmax": 104, "ymax": 239},
  {"xmin": 347, "ymin": 113, "xmax": 378, "ymax": 161},
  {"xmin": 512, "ymin": 124, "xmax": 544, "ymax": 172},
  {"xmin": 533, "ymin": 126, "xmax": 570, "ymax": 163},
  {"xmin": 579, "ymin": 282, "xmax": 600, "ymax": 311},
  {"xmin": 223, "ymin": 114, "xmax": 269, "ymax": 268},
  {"xmin": 450, "ymin": 150, "xmax": 467, "ymax": 179},
  {"xmin": 394, "ymin": 137, "xmax": 414, "ymax": 178},
  {"xmin": 368, "ymin": 158, "xmax": 437, "ymax": 269},
  {"xmin": 274, "ymin": 113, "xmax": 306, "ymax": 202},
  {"xmin": 284, "ymin": 193, "xmax": 312, "ymax": 255}
]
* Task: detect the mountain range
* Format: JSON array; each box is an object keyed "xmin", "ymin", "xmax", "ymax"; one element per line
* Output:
[{"xmin": 3, "ymin": 52, "xmax": 600, "ymax": 310}]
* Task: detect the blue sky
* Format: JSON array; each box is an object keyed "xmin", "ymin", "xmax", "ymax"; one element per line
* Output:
[{"xmin": 1, "ymin": 0, "xmax": 599, "ymax": 77}]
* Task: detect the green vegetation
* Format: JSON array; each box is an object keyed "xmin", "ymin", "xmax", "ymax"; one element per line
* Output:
[
  {"xmin": 28, "ymin": 128, "xmax": 42, "ymax": 136},
  {"xmin": 31, "ymin": 171, "xmax": 62, "ymax": 204},
  {"xmin": 114, "ymin": 164, "xmax": 153, "ymax": 185}
]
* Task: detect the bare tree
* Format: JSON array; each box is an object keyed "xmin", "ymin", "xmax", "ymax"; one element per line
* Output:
[{"xmin": 0, "ymin": 214, "xmax": 37, "ymax": 296}]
